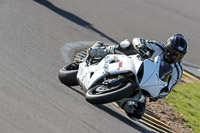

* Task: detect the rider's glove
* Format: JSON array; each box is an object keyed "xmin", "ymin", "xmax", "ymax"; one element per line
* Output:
[
  {"xmin": 138, "ymin": 46, "xmax": 147, "ymax": 55},
  {"xmin": 137, "ymin": 45, "xmax": 148, "ymax": 58},
  {"xmin": 132, "ymin": 38, "xmax": 148, "ymax": 58}
]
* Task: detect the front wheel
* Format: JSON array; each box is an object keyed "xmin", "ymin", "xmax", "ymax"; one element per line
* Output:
[
  {"xmin": 58, "ymin": 62, "xmax": 79, "ymax": 86},
  {"xmin": 85, "ymin": 82, "xmax": 134, "ymax": 104}
]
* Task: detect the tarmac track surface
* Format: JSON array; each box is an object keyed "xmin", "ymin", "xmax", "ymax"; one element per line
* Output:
[{"xmin": 0, "ymin": 0, "xmax": 200, "ymax": 133}]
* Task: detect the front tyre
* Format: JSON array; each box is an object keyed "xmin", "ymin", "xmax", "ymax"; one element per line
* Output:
[
  {"xmin": 85, "ymin": 82, "xmax": 134, "ymax": 104},
  {"xmin": 58, "ymin": 62, "xmax": 79, "ymax": 86}
]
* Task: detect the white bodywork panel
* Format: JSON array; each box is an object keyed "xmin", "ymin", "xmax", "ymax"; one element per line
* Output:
[
  {"xmin": 139, "ymin": 56, "xmax": 168, "ymax": 97},
  {"xmin": 77, "ymin": 54, "xmax": 168, "ymax": 97}
]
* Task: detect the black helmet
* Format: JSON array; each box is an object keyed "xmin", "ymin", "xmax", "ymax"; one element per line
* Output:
[{"xmin": 164, "ymin": 34, "xmax": 188, "ymax": 64}]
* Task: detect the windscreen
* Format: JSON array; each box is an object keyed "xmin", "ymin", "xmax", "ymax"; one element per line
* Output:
[{"xmin": 159, "ymin": 60, "xmax": 173, "ymax": 82}]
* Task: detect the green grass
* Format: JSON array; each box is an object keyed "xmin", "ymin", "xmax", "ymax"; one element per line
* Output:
[{"xmin": 164, "ymin": 81, "xmax": 200, "ymax": 133}]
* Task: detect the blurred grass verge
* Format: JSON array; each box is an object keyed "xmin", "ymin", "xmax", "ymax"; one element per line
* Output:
[{"xmin": 165, "ymin": 81, "xmax": 200, "ymax": 133}]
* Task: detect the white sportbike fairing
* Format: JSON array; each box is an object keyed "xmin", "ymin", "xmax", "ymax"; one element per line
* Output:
[{"xmin": 76, "ymin": 54, "xmax": 172, "ymax": 104}]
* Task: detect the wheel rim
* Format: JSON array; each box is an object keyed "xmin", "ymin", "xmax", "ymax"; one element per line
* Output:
[{"xmin": 89, "ymin": 84, "xmax": 124, "ymax": 95}]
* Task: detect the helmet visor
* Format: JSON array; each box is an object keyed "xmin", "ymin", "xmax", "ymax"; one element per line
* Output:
[
  {"xmin": 165, "ymin": 44, "xmax": 186, "ymax": 63},
  {"xmin": 165, "ymin": 48, "xmax": 181, "ymax": 62}
]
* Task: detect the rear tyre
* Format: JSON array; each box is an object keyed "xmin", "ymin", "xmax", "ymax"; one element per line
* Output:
[
  {"xmin": 85, "ymin": 82, "xmax": 134, "ymax": 104},
  {"xmin": 58, "ymin": 62, "xmax": 79, "ymax": 86}
]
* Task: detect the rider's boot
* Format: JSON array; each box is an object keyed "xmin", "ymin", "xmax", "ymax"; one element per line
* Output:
[
  {"xmin": 127, "ymin": 100, "xmax": 146, "ymax": 121},
  {"xmin": 117, "ymin": 100, "xmax": 146, "ymax": 121},
  {"xmin": 88, "ymin": 41, "xmax": 116, "ymax": 58}
]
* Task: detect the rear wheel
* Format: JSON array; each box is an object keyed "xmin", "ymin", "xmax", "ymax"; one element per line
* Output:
[
  {"xmin": 85, "ymin": 81, "xmax": 134, "ymax": 104},
  {"xmin": 58, "ymin": 62, "xmax": 79, "ymax": 86}
]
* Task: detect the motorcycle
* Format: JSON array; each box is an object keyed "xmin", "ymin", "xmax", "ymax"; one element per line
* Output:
[{"xmin": 58, "ymin": 43, "xmax": 173, "ymax": 105}]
